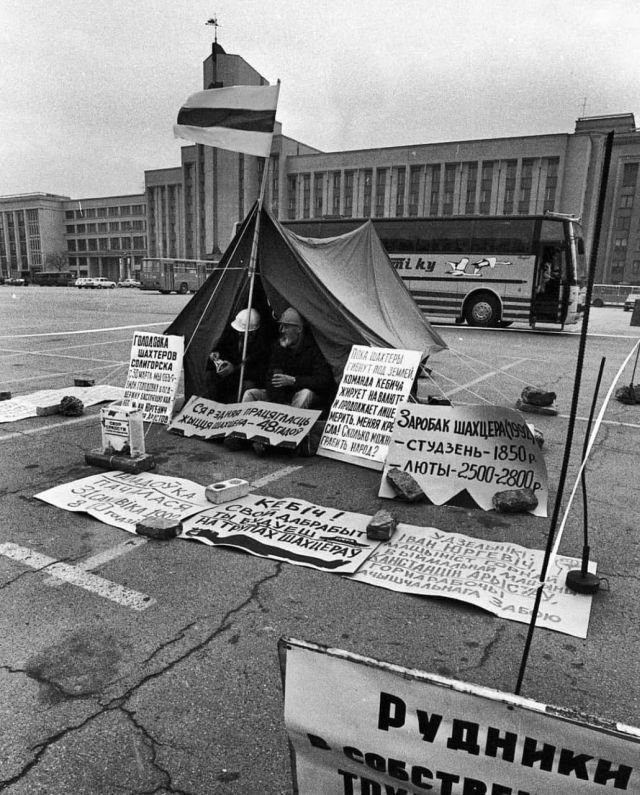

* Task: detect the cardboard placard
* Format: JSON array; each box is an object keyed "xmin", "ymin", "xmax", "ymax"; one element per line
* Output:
[
  {"xmin": 168, "ymin": 397, "xmax": 320, "ymax": 448},
  {"xmin": 380, "ymin": 403, "xmax": 548, "ymax": 516},
  {"xmin": 318, "ymin": 346, "xmax": 422, "ymax": 470},
  {"xmin": 101, "ymin": 403, "xmax": 145, "ymax": 456},
  {"xmin": 281, "ymin": 638, "xmax": 640, "ymax": 795},
  {"xmin": 122, "ymin": 331, "xmax": 184, "ymax": 424}
]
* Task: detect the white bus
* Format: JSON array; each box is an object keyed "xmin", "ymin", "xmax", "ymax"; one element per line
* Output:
[{"xmin": 283, "ymin": 213, "xmax": 586, "ymax": 328}]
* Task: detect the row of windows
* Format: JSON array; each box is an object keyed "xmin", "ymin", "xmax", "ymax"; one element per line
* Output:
[
  {"xmin": 65, "ymin": 220, "xmax": 146, "ymax": 234},
  {"xmin": 64, "ymin": 204, "xmax": 145, "ymax": 220},
  {"xmin": 67, "ymin": 236, "xmax": 145, "ymax": 252}
]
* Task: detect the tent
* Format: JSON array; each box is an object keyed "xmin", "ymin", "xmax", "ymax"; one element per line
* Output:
[{"xmin": 165, "ymin": 202, "xmax": 447, "ymax": 400}]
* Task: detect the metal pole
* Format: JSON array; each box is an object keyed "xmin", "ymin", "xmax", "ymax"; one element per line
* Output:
[{"xmin": 514, "ymin": 129, "xmax": 614, "ymax": 696}]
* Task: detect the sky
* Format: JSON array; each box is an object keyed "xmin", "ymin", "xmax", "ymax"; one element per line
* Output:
[{"xmin": 2, "ymin": 0, "xmax": 639, "ymax": 199}]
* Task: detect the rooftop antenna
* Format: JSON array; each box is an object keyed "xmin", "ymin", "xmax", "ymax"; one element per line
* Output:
[{"xmin": 205, "ymin": 15, "xmax": 220, "ymax": 43}]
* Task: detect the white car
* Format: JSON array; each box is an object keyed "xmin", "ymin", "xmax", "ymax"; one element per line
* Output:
[
  {"xmin": 623, "ymin": 289, "xmax": 640, "ymax": 311},
  {"xmin": 80, "ymin": 276, "xmax": 116, "ymax": 289},
  {"xmin": 117, "ymin": 278, "xmax": 141, "ymax": 288}
]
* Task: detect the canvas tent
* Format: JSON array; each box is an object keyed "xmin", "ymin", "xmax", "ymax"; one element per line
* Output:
[{"xmin": 165, "ymin": 202, "xmax": 447, "ymax": 400}]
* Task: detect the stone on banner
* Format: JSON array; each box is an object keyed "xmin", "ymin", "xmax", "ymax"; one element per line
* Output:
[
  {"xmin": 136, "ymin": 516, "xmax": 181, "ymax": 540},
  {"xmin": 385, "ymin": 468, "xmax": 426, "ymax": 502},
  {"xmin": 366, "ymin": 509, "xmax": 398, "ymax": 541},
  {"xmin": 74, "ymin": 376, "xmax": 95, "ymax": 387},
  {"xmin": 59, "ymin": 396, "xmax": 85, "ymax": 416},
  {"xmin": 492, "ymin": 488, "xmax": 539, "ymax": 513}
]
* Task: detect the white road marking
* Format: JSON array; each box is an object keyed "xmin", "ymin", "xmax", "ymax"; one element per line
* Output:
[
  {"xmin": 252, "ymin": 465, "xmax": 304, "ymax": 488},
  {"xmin": 0, "ymin": 346, "xmax": 126, "ymax": 364},
  {"xmin": 444, "ymin": 358, "xmax": 529, "ymax": 397},
  {"xmin": 0, "ymin": 542, "xmax": 155, "ymax": 611},
  {"xmin": 0, "ymin": 321, "xmax": 168, "ymax": 340},
  {"xmin": 44, "ymin": 537, "xmax": 148, "ymax": 587}
]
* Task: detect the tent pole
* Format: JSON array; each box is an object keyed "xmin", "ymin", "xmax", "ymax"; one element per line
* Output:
[{"xmin": 236, "ymin": 156, "xmax": 271, "ymax": 401}]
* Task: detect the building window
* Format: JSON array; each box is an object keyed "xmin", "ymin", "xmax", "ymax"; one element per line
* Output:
[
  {"xmin": 287, "ymin": 176, "xmax": 296, "ymax": 219},
  {"xmin": 428, "ymin": 164, "xmax": 441, "ymax": 215},
  {"xmin": 344, "ymin": 171, "xmax": 354, "ymax": 217},
  {"xmin": 363, "ymin": 169, "xmax": 373, "ymax": 217},
  {"xmin": 375, "ymin": 169, "xmax": 386, "ymax": 217},
  {"xmin": 408, "ymin": 166, "xmax": 422, "ymax": 216},
  {"xmin": 332, "ymin": 171, "xmax": 341, "ymax": 216},
  {"xmin": 633, "ymin": 261, "xmax": 640, "ymax": 274},
  {"xmin": 110, "ymin": 237, "xmax": 120, "ymax": 250},
  {"xmin": 66, "ymin": 225, "xmax": 75, "ymax": 234},
  {"xmin": 395, "ymin": 166, "xmax": 406, "ymax": 217},
  {"xmin": 442, "ymin": 163, "xmax": 457, "ymax": 215},
  {"xmin": 65, "ymin": 210, "xmax": 74, "ymax": 219},
  {"xmin": 616, "ymin": 215, "xmax": 631, "ymax": 230},
  {"xmin": 465, "ymin": 162, "xmax": 478, "ymax": 215},
  {"xmin": 623, "ymin": 162, "xmax": 639, "ymax": 188},
  {"xmin": 518, "ymin": 158, "xmax": 535, "ymax": 214},
  {"xmin": 620, "ymin": 195, "xmax": 634, "ymax": 209},
  {"xmin": 313, "ymin": 172, "xmax": 324, "ymax": 218},
  {"xmin": 503, "ymin": 159, "xmax": 517, "ymax": 214},
  {"xmin": 543, "ymin": 156, "xmax": 559, "ymax": 212},
  {"xmin": 302, "ymin": 173, "xmax": 311, "ymax": 219},
  {"xmin": 76, "ymin": 224, "xmax": 85, "ymax": 234}
]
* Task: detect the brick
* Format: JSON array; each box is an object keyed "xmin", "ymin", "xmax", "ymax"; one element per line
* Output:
[
  {"xmin": 205, "ymin": 478, "xmax": 251, "ymax": 504},
  {"xmin": 136, "ymin": 517, "xmax": 181, "ymax": 540},
  {"xmin": 84, "ymin": 448, "xmax": 156, "ymax": 474},
  {"xmin": 366, "ymin": 509, "xmax": 398, "ymax": 541}
]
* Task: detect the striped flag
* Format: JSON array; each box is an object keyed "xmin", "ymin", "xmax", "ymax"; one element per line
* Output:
[{"xmin": 174, "ymin": 84, "xmax": 279, "ymax": 158}]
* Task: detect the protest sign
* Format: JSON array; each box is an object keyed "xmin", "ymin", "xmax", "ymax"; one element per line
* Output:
[
  {"xmin": 318, "ymin": 346, "xmax": 422, "ymax": 470},
  {"xmin": 35, "ymin": 471, "xmax": 210, "ymax": 533},
  {"xmin": 168, "ymin": 398, "xmax": 320, "ymax": 448},
  {"xmin": 380, "ymin": 403, "xmax": 549, "ymax": 516},
  {"xmin": 0, "ymin": 385, "xmax": 124, "ymax": 424},
  {"xmin": 349, "ymin": 524, "xmax": 595, "ymax": 638},
  {"xmin": 281, "ymin": 638, "xmax": 640, "ymax": 795},
  {"xmin": 181, "ymin": 494, "xmax": 381, "ymax": 573},
  {"xmin": 121, "ymin": 331, "xmax": 183, "ymax": 424}
]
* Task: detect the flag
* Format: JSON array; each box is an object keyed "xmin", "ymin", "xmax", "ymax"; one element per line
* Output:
[{"xmin": 174, "ymin": 84, "xmax": 279, "ymax": 158}]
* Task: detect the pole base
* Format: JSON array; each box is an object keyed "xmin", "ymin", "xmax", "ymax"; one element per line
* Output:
[{"xmin": 565, "ymin": 569, "xmax": 600, "ymax": 594}]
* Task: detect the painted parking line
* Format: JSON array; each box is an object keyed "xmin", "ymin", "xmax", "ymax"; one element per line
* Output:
[
  {"xmin": 0, "ymin": 542, "xmax": 155, "ymax": 611},
  {"xmin": 45, "ymin": 537, "xmax": 148, "ymax": 587},
  {"xmin": 0, "ymin": 321, "xmax": 168, "ymax": 340},
  {"xmin": 443, "ymin": 358, "xmax": 529, "ymax": 397},
  {"xmin": 252, "ymin": 465, "xmax": 304, "ymax": 488}
]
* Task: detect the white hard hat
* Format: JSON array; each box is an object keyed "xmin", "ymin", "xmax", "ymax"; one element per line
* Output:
[{"xmin": 231, "ymin": 308, "xmax": 261, "ymax": 332}]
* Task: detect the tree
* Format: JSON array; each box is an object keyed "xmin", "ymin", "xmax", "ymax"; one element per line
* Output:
[{"xmin": 44, "ymin": 252, "xmax": 69, "ymax": 272}]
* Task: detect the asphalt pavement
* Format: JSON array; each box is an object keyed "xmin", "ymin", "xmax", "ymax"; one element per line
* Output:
[{"xmin": 1, "ymin": 287, "xmax": 640, "ymax": 794}]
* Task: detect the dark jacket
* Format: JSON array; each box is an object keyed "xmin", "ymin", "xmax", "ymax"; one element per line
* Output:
[
  {"xmin": 266, "ymin": 332, "xmax": 334, "ymax": 405},
  {"xmin": 206, "ymin": 328, "xmax": 269, "ymax": 402}
]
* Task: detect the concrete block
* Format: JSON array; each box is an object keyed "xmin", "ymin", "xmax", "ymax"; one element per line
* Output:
[
  {"xmin": 205, "ymin": 478, "xmax": 251, "ymax": 504},
  {"xmin": 74, "ymin": 376, "xmax": 95, "ymax": 387},
  {"xmin": 36, "ymin": 404, "xmax": 60, "ymax": 416},
  {"xmin": 0, "ymin": 391, "xmax": 11, "ymax": 401}
]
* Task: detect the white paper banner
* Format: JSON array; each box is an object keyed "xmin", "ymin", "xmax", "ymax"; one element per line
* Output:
[
  {"xmin": 122, "ymin": 331, "xmax": 184, "ymax": 424},
  {"xmin": 35, "ymin": 471, "xmax": 210, "ymax": 533},
  {"xmin": 0, "ymin": 385, "xmax": 124, "ymax": 424},
  {"xmin": 349, "ymin": 524, "xmax": 595, "ymax": 638},
  {"xmin": 181, "ymin": 494, "xmax": 381, "ymax": 573},
  {"xmin": 380, "ymin": 403, "xmax": 549, "ymax": 515},
  {"xmin": 318, "ymin": 346, "xmax": 422, "ymax": 470}
]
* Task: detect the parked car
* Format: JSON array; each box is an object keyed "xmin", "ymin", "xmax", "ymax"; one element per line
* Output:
[
  {"xmin": 623, "ymin": 288, "xmax": 640, "ymax": 311},
  {"xmin": 5, "ymin": 277, "xmax": 27, "ymax": 286},
  {"xmin": 77, "ymin": 277, "xmax": 116, "ymax": 289},
  {"xmin": 117, "ymin": 278, "xmax": 141, "ymax": 288}
]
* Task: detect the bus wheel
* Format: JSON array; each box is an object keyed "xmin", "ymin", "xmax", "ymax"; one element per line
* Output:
[
  {"xmin": 465, "ymin": 293, "xmax": 500, "ymax": 327},
  {"xmin": 178, "ymin": 282, "xmax": 189, "ymax": 294},
  {"xmin": 592, "ymin": 298, "xmax": 604, "ymax": 307}
]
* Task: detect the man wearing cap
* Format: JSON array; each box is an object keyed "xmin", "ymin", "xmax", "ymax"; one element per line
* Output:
[
  {"xmin": 242, "ymin": 306, "xmax": 334, "ymax": 409},
  {"xmin": 205, "ymin": 307, "xmax": 269, "ymax": 403}
]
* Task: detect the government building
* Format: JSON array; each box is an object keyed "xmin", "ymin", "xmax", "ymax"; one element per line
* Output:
[{"xmin": 1, "ymin": 41, "xmax": 639, "ymax": 287}]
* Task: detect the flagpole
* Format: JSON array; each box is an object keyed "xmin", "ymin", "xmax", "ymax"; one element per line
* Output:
[{"xmin": 236, "ymin": 81, "xmax": 280, "ymax": 401}]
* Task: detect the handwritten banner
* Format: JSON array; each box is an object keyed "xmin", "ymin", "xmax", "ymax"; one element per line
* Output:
[
  {"xmin": 379, "ymin": 403, "xmax": 549, "ymax": 516},
  {"xmin": 168, "ymin": 397, "xmax": 320, "ymax": 448},
  {"xmin": 0, "ymin": 385, "xmax": 124, "ymax": 424},
  {"xmin": 181, "ymin": 494, "xmax": 381, "ymax": 573},
  {"xmin": 349, "ymin": 525, "xmax": 595, "ymax": 638},
  {"xmin": 282, "ymin": 639, "xmax": 640, "ymax": 795},
  {"xmin": 318, "ymin": 346, "xmax": 422, "ymax": 470},
  {"xmin": 122, "ymin": 331, "xmax": 184, "ymax": 424},
  {"xmin": 35, "ymin": 471, "xmax": 210, "ymax": 533}
]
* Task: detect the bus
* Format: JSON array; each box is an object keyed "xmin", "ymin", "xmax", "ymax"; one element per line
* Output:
[
  {"xmin": 31, "ymin": 270, "xmax": 75, "ymax": 286},
  {"xmin": 283, "ymin": 213, "xmax": 586, "ymax": 328},
  {"xmin": 139, "ymin": 258, "xmax": 216, "ymax": 294},
  {"xmin": 590, "ymin": 283, "xmax": 639, "ymax": 307}
]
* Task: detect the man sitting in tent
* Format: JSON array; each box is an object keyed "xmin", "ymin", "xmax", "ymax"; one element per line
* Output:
[
  {"xmin": 205, "ymin": 308, "xmax": 269, "ymax": 403},
  {"xmin": 242, "ymin": 307, "xmax": 335, "ymax": 410}
]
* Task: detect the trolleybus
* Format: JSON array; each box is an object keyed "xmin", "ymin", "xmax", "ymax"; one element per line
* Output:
[{"xmin": 139, "ymin": 258, "xmax": 216, "ymax": 294}]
